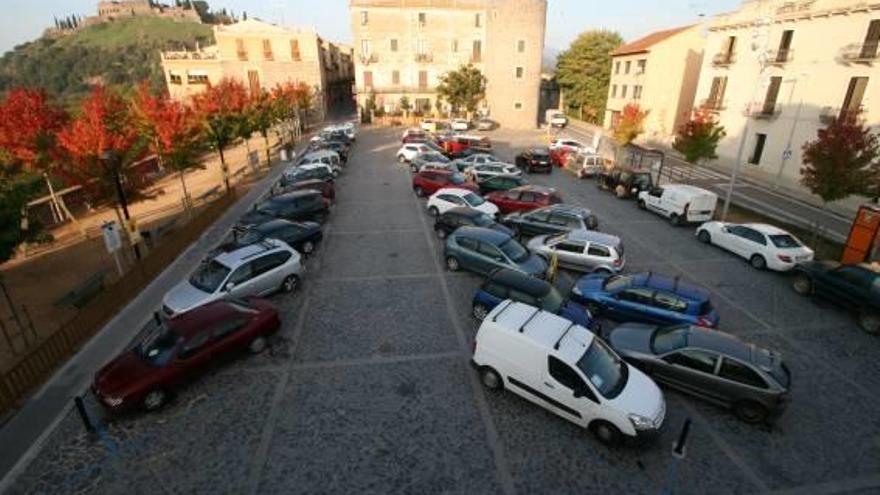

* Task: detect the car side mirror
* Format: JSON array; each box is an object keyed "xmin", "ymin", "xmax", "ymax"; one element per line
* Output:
[
  {"xmin": 225, "ymin": 282, "xmax": 236, "ymax": 292},
  {"xmin": 573, "ymin": 387, "xmax": 589, "ymax": 399}
]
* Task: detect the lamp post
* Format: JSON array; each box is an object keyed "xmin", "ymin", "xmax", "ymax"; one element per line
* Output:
[
  {"xmin": 102, "ymin": 150, "xmax": 141, "ymax": 260},
  {"xmin": 774, "ymin": 71, "xmax": 810, "ymax": 188}
]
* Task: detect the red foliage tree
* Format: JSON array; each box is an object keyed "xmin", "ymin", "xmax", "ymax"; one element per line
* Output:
[
  {"xmin": 0, "ymin": 88, "xmax": 68, "ymax": 169},
  {"xmin": 612, "ymin": 102, "xmax": 648, "ymax": 146},
  {"xmin": 271, "ymin": 81, "xmax": 313, "ymax": 142},
  {"xmin": 192, "ymin": 78, "xmax": 249, "ymax": 191}
]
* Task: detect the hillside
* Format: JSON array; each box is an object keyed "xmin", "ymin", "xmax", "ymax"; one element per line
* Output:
[{"xmin": 0, "ymin": 17, "xmax": 213, "ymax": 107}]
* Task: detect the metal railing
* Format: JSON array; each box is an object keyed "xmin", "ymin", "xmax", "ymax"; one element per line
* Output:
[
  {"xmin": 766, "ymin": 48, "xmax": 794, "ymax": 65},
  {"xmin": 840, "ymin": 41, "xmax": 879, "ymax": 63},
  {"xmin": 415, "ymin": 53, "xmax": 433, "ymax": 63},
  {"xmin": 744, "ymin": 102, "xmax": 782, "ymax": 120},
  {"xmin": 712, "ymin": 52, "xmax": 736, "ymax": 66},
  {"xmin": 161, "ymin": 51, "xmax": 219, "ymax": 61},
  {"xmin": 700, "ymin": 98, "xmax": 728, "ymax": 112},
  {"xmin": 359, "ymin": 53, "xmax": 378, "ymax": 64}
]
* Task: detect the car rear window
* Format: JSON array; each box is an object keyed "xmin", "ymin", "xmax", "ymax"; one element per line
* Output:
[
  {"xmin": 699, "ymin": 299, "xmax": 714, "ymax": 316},
  {"xmin": 603, "ymin": 275, "xmax": 631, "ymax": 291},
  {"xmin": 649, "ymin": 325, "xmax": 689, "ymax": 354},
  {"xmin": 755, "ymin": 348, "xmax": 791, "ymax": 389},
  {"xmin": 769, "ymin": 234, "xmax": 802, "ymax": 249}
]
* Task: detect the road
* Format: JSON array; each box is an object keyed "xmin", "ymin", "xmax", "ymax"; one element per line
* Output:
[{"xmin": 5, "ymin": 126, "xmax": 880, "ymax": 494}]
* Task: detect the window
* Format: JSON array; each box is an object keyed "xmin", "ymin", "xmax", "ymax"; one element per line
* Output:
[
  {"xmin": 707, "ymin": 76, "xmax": 727, "ymax": 109},
  {"xmin": 252, "ymin": 251, "xmax": 292, "ymax": 277},
  {"xmin": 621, "ymin": 85, "xmax": 628, "ymax": 99},
  {"xmin": 587, "ymin": 244, "xmax": 611, "ymax": 258},
  {"xmin": 636, "ymin": 59, "xmax": 646, "ymax": 74},
  {"xmin": 739, "ymin": 228, "xmax": 767, "ymax": 245},
  {"xmin": 452, "ymin": 40, "xmax": 459, "ymax": 52},
  {"xmin": 390, "ymin": 39, "xmax": 398, "ymax": 52},
  {"xmin": 475, "ymin": 13, "xmax": 481, "ymax": 27},
  {"xmin": 555, "ymin": 241, "xmax": 584, "ymax": 254},
  {"xmin": 212, "ymin": 318, "xmax": 248, "ymax": 340},
  {"xmin": 749, "ymin": 133, "xmax": 767, "ymax": 165},
  {"xmin": 360, "ymin": 39, "xmax": 372, "ymax": 57},
  {"xmin": 618, "ymin": 288, "xmax": 654, "ymax": 305},
  {"xmin": 247, "ymin": 70, "xmax": 260, "ymax": 96},
  {"xmin": 624, "ymin": 61, "xmax": 631, "ymax": 74},
  {"xmin": 477, "ymin": 242, "xmax": 504, "ymax": 261},
  {"xmin": 615, "ymin": 61, "xmax": 620, "ymax": 74},
  {"xmin": 548, "ymin": 356, "xmax": 587, "ymax": 392},
  {"xmin": 236, "ymin": 38, "xmax": 247, "ymax": 60},
  {"xmin": 472, "ymin": 40, "xmax": 482, "ymax": 62},
  {"xmin": 760, "ymin": 76, "xmax": 782, "ymax": 116},
  {"xmin": 517, "ymin": 40, "xmax": 525, "ymax": 53},
  {"xmin": 290, "ymin": 39, "xmax": 301, "ymax": 61},
  {"xmin": 363, "ymin": 71, "xmax": 373, "ymax": 88},
  {"xmin": 723, "ymin": 36, "xmax": 737, "ymax": 61},
  {"xmin": 179, "ymin": 331, "xmax": 211, "ymax": 359},
  {"xmin": 457, "ymin": 236, "xmax": 478, "ymax": 251},
  {"xmin": 653, "ymin": 292, "xmax": 688, "ymax": 313},
  {"xmin": 719, "ymin": 358, "xmax": 767, "ymax": 389},
  {"xmin": 777, "ymin": 30, "xmax": 793, "ymax": 62},
  {"xmin": 418, "ymin": 70, "xmax": 428, "ymax": 89},
  {"xmin": 841, "ymin": 77, "xmax": 869, "ymax": 119},
  {"xmin": 187, "ymin": 73, "xmax": 208, "ymax": 85},
  {"xmin": 664, "ymin": 349, "xmax": 718, "ymax": 374},
  {"xmin": 633, "ymin": 85, "xmax": 642, "ymax": 100},
  {"xmin": 526, "ymin": 209, "xmax": 551, "ymax": 222},
  {"xmin": 360, "ymin": 11, "xmax": 368, "ymax": 25},
  {"xmin": 483, "ymin": 281, "xmax": 508, "ymax": 299},
  {"xmin": 861, "ymin": 19, "xmax": 880, "ymax": 59},
  {"xmin": 392, "ymin": 70, "xmax": 400, "ymax": 85},
  {"xmin": 262, "ymin": 39, "xmax": 273, "ymax": 60},
  {"xmin": 514, "ymin": 102, "xmax": 523, "ymax": 110},
  {"xmin": 418, "ymin": 12, "xmax": 426, "ymax": 26},
  {"xmin": 611, "ymin": 85, "xmax": 617, "ymax": 98},
  {"xmin": 515, "ymin": 67, "xmax": 524, "ymax": 79},
  {"xmin": 509, "ymin": 289, "xmax": 538, "ymax": 306},
  {"xmin": 169, "ymin": 73, "xmax": 182, "ymax": 85}
]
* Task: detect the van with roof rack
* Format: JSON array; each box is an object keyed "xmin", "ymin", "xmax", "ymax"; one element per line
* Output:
[{"xmin": 472, "ymin": 300, "xmax": 666, "ymax": 446}]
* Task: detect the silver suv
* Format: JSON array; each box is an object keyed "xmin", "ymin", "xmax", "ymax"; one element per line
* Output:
[
  {"xmin": 527, "ymin": 229, "xmax": 624, "ymax": 273},
  {"xmin": 163, "ymin": 239, "xmax": 304, "ymax": 316}
]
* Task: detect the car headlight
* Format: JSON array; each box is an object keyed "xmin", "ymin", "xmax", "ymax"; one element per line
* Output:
[
  {"xmin": 628, "ymin": 413, "xmax": 655, "ymax": 431},
  {"xmin": 572, "ymin": 285, "xmax": 583, "ymax": 296},
  {"xmin": 104, "ymin": 396, "xmax": 123, "ymax": 407}
]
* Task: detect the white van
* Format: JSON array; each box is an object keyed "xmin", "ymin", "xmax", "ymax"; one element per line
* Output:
[
  {"xmin": 299, "ymin": 150, "xmax": 342, "ymax": 171},
  {"xmin": 546, "ymin": 110, "xmax": 568, "ymax": 128},
  {"xmin": 638, "ymin": 184, "xmax": 718, "ymax": 226},
  {"xmin": 472, "ymin": 301, "xmax": 666, "ymax": 446}
]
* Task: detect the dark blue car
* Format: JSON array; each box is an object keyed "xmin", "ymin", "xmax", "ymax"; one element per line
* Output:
[
  {"xmin": 570, "ymin": 272, "xmax": 719, "ymax": 328},
  {"xmin": 472, "ymin": 269, "xmax": 596, "ymax": 330}
]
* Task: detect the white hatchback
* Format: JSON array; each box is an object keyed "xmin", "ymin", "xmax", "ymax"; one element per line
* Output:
[
  {"xmin": 696, "ymin": 222, "xmax": 814, "ymax": 271},
  {"xmin": 467, "ymin": 162, "xmax": 523, "ymax": 181},
  {"xmin": 427, "ymin": 188, "xmax": 499, "ymax": 218},
  {"xmin": 451, "ymin": 118, "xmax": 470, "ymax": 131},
  {"xmin": 397, "ymin": 143, "xmax": 431, "ymax": 163}
]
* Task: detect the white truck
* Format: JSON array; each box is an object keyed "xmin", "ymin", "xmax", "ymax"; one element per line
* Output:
[
  {"xmin": 637, "ymin": 184, "xmax": 718, "ymax": 226},
  {"xmin": 546, "ymin": 110, "xmax": 568, "ymax": 128}
]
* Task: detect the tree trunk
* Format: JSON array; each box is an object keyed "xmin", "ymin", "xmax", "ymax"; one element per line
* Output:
[
  {"xmin": 218, "ymin": 145, "xmax": 230, "ymax": 193},
  {"xmin": 264, "ymin": 133, "xmax": 272, "ymax": 167},
  {"xmin": 179, "ymin": 170, "xmax": 191, "ymax": 214}
]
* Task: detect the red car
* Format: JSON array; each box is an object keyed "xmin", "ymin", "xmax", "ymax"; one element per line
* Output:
[
  {"xmin": 285, "ymin": 179, "xmax": 335, "ymax": 202},
  {"xmin": 549, "ymin": 148, "xmax": 573, "ymax": 168},
  {"xmin": 443, "ymin": 135, "xmax": 492, "ymax": 156},
  {"xmin": 412, "ymin": 170, "xmax": 478, "ymax": 197},
  {"xmin": 485, "ymin": 185, "xmax": 563, "ymax": 214},
  {"xmin": 92, "ymin": 298, "xmax": 280, "ymax": 412}
]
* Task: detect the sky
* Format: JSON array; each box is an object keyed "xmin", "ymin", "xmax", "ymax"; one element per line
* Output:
[{"xmin": 0, "ymin": 0, "xmax": 743, "ymax": 56}]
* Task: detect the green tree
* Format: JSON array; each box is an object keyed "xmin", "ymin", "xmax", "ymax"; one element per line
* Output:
[
  {"xmin": 251, "ymin": 90, "xmax": 281, "ymax": 167},
  {"xmin": 556, "ymin": 30, "xmax": 623, "ymax": 124},
  {"xmin": 0, "ymin": 164, "xmax": 44, "ymax": 263},
  {"xmin": 437, "ymin": 65, "xmax": 486, "ymax": 117},
  {"xmin": 673, "ymin": 108, "xmax": 726, "ymax": 165},
  {"xmin": 399, "ymin": 96, "xmax": 412, "ymax": 117}
]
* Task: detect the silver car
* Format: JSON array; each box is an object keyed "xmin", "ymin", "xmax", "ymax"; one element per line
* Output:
[
  {"xmin": 163, "ymin": 239, "xmax": 304, "ymax": 316},
  {"xmin": 527, "ymin": 230, "xmax": 624, "ymax": 273},
  {"xmin": 467, "ymin": 162, "xmax": 523, "ymax": 181}
]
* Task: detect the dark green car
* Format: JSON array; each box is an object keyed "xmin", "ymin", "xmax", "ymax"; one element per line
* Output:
[
  {"xmin": 792, "ymin": 261, "xmax": 880, "ymax": 334},
  {"xmin": 477, "ymin": 175, "xmax": 527, "ymax": 195}
]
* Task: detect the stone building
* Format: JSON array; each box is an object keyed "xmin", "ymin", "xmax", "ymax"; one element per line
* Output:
[
  {"xmin": 603, "ymin": 25, "xmax": 705, "ymax": 144},
  {"xmin": 96, "ymin": 0, "xmax": 201, "ymax": 23},
  {"xmin": 349, "ymin": 0, "xmax": 547, "ymax": 129},
  {"xmin": 160, "ymin": 19, "xmax": 354, "ymax": 120}
]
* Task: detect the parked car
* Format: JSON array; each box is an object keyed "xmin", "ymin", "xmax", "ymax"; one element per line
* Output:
[
  {"xmin": 571, "ymin": 272, "xmax": 720, "ymax": 328},
  {"xmin": 299, "ymin": 149, "xmax": 342, "ymax": 170},
  {"xmin": 792, "ymin": 261, "xmax": 880, "ymax": 333},
  {"xmin": 574, "ymin": 154, "xmax": 607, "ymax": 178},
  {"xmin": 485, "ymin": 185, "xmax": 563, "ymax": 214},
  {"xmin": 515, "ymin": 148, "xmax": 553, "ymax": 173},
  {"xmin": 239, "ymin": 190, "xmax": 330, "ymax": 227},
  {"xmin": 410, "ymin": 151, "xmax": 452, "ymax": 173},
  {"xmin": 550, "ymin": 138, "xmax": 593, "ymax": 154},
  {"xmin": 279, "ymin": 167, "xmax": 334, "ymax": 188},
  {"xmin": 472, "ymin": 268, "xmax": 596, "ymax": 329},
  {"xmin": 220, "ymin": 219, "xmax": 323, "ymax": 257},
  {"xmin": 472, "ymin": 301, "xmax": 666, "ymax": 446},
  {"xmin": 697, "ymin": 222, "xmax": 814, "ymax": 271},
  {"xmin": 313, "ymin": 141, "xmax": 349, "ymax": 162},
  {"xmin": 413, "ymin": 170, "xmax": 478, "ymax": 197},
  {"xmin": 451, "ymin": 152, "xmax": 498, "ymax": 171},
  {"xmin": 477, "ymin": 175, "xmax": 528, "ymax": 195},
  {"xmin": 93, "ymin": 298, "xmax": 281, "ymax": 412},
  {"xmin": 546, "ymin": 110, "xmax": 569, "ymax": 128},
  {"xmin": 434, "ymin": 207, "xmax": 514, "ymax": 239},
  {"xmin": 397, "ymin": 143, "xmax": 432, "ymax": 163},
  {"xmin": 528, "ymin": 230, "xmax": 625, "ymax": 273},
  {"xmin": 278, "ymin": 178, "xmax": 335, "ymax": 203},
  {"xmin": 444, "ymin": 226, "xmax": 547, "ymax": 277},
  {"xmin": 451, "ymin": 118, "xmax": 471, "ymax": 131},
  {"xmin": 420, "ymin": 119, "xmax": 439, "ymax": 133},
  {"xmin": 476, "ymin": 118, "xmax": 497, "ymax": 131},
  {"xmin": 608, "ymin": 324, "xmax": 791, "ymax": 423},
  {"xmin": 502, "ymin": 204, "xmax": 599, "ymax": 238},
  {"xmin": 427, "ymin": 188, "xmax": 499, "ymax": 217},
  {"xmin": 466, "ymin": 162, "xmax": 523, "ymax": 181},
  {"xmin": 448, "ymin": 147, "xmax": 493, "ymax": 161},
  {"xmin": 401, "ymin": 128, "xmax": 427, "ymax": 142},
  {"xmin": 597, "ymin": 167, "xmax": 654, "ymax": 199},
  {"xmin": 290, "ymin": 162, "xmax": 340, "ymax": 181},
  {"xmin": 443, "ymin": 135, "xmax": 492, "ymax": 156},
  {"xmin": 638, "ymin": 185, "xmax": 718, "ymax": 226},
  {"xmin": 162, "ymin": 240, "xmax": 304, "ymax": 317}
]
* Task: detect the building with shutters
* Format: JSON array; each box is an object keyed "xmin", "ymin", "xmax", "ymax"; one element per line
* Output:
[
  {"xmin": 349, "ymin": 0, "xmax": 547, "ymax": 129},
  {"xmin": 159, "ymin": 19, "xmax": 354, "ymax": 120},
  {"xmin": 692, "ymin": 0, "xmax": 880, "ymax": 188},
  {"xmin": 603, "ymin": 25, "xmax": 705, "ymax": 144}
]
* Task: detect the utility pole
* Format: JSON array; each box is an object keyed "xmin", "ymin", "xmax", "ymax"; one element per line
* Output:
[
  {"xmin": 774, "ymin": 72, "xmax": 810, "ymax": 188},
  {"xmin": 103, "ymin": 151, "xmax": 142, "ymax": 260}
]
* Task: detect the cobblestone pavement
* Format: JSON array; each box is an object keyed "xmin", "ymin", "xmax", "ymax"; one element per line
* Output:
[{"xmin": 6, "ymin": 127, "xmax": 880, "ymax": 495}]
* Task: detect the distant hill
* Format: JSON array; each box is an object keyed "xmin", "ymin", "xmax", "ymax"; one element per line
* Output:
[
  {"xmin": 542, "ymin": 46, "xmax": 561, "ymax": 73},
  {"xmin": 0, "ymin": 17, "xmax": 213, "ymax": 107}
]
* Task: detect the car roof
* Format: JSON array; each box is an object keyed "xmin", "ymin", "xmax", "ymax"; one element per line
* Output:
[
  {"xmin": 435, "ymin": 187, "xmax": 476, "ymax": 197},
  {"xmin": 273, "ymin": 190, "xmax": 322, "ymax": 201},
  {"xmin": 171, "ymin": 300, "xmax": 246, "ymax": 337},
  {"xmin": 303, "ymin": 150, "xmax": 337, "ymax": 159},
  {"xmin": 685, "ymin": 326, "xmax": 752, "ymax": 362},
  {"xmin": 214, "ymin": 238, "xmax": 287, "ymax": 267},
  {"xmin": 514, "ymin": 185, "xmax": 557, "ymax": 194},
  {"xmin": 488, "ymin": 269, "xmax": 551, "ymax": 296},
  {"xmin": 630, "ymin": 272, "xmax": 710, "ymax": 301},
  {"xmin": 543, "ymin": 204, "xmax": 592, "ymax": 217},
  {"xmin": 529, "ymin": 148, "xmax": 550, "ymax": 154},
  {"xmin": 445, "ymin": 206, "xmax": 485, "ymax": 218},
  {"xmin": 253, "ymin": 218, "xmax": 296, "ymax": 233},
  {"xmin": 564, "ymin": 229, "xmax": 621, "ymax": 246},
  {"xmin": 489, "ymin": 301, "xmax": 594, "ymax": 364},
  {"xmin": 454, "ymin": 226, "xmax": 510, "ymax": 244},
  {"xmin": 740, "ymin": 223, "xmax": 791, "ymax": 235},
  {"xmin": 661, "ymin": 184, "xmax": 713, "ymax": 196}
]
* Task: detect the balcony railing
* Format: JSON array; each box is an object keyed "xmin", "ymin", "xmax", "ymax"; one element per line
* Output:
[
  {"xmin": 700, "ymin": 98, "xmax": 728, "ymax": 112},
  {"xmin": 161, "ymin": 51, "xmax": 219, "ymax": 61},
  {"xmin": 356, "ymin": 85, "xmax": 434, "ymax": 95},
  {"xmin": 820, "ymin": 106, "xmax": 864, "ymax": 124},
  {"xmin": 237, "ymin": 51, "xmax": 248, "ymax": 61},
  {"xmin": 712, "ymin": 52, "xmax": 736, "ymax": 67},
  {"xmin": 839, "ymin": 42, "xmax": 879, "ymax": 63},
  {"xmin": 263, "ymin": 52, "xmax": 274, "ymax": 61},
  {"xmin": 359, "ymin": 53, "xmax": 378, "ymax": 65},
  {"xmin": 470, "ymin": 55, "xmax": 483, "ymax": 64},
  {"xmin": 766, "ymin": 48, "xmax": 794, "ymax": 65},
  {"xmin": 415, "ymin": 53, "xmax": 433, "ymax": 63},
  {"xmin": 744, "ymin": 102, "xmax": 782, "ymax": 120}
]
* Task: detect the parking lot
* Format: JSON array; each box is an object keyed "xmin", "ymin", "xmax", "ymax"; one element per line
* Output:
[{"xmin": 7, "ymin": 126, "xmax": 880, "ymax": 495}]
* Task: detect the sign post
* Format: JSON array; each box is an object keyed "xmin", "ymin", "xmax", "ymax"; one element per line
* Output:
[{"xmin": 101, "ymin": 221, "xmax": 124, "ymax": 276}]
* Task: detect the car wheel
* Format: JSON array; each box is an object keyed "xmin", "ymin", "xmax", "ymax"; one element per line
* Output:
[
  {"xmin": 414, "ymin": 186, "xmax": 425, "ymax": 197},
  {"xmin": 669, "ymin": 213, "xmax": 681, "ymax": 226},
  {"xmin": 614, "ymin": 185, "xmax": 627, "ymax": 198},
  {"xmin": 792, "ymin": 275, "xmax": 813, "ymax": 296},
  {"xmin": 637, "ymin": 199, "xmax": 647, "ymax": 210},
  {"xmin": 445, "ymin": 256, "xmax": 461, "ymax": 271},
  {"xmin": 858, "ymin": 310, "xmax": 880, "ymax": 335},
  {"xmin": 734, "ymin": 400, "xmax": 768, "ymax": 424},
  {"xmin": 588, "ymin": 217, "xmax": 599, "ymax": 230},
  {"xmin": 142, "ymin": 388, "xmax": 167, "ymax": 412},
  {"xmin": 398, "ymin": 155, "xmax": 406, "ymax": 163},
  {"xmin": 479, "ymin": 367, "xmax": 503, "ymax": 391},
  {"xmin": 590, "ymin": 421, "xmax": 623, "ymax": 447},
  {"xmin": 281, "ymin": 275, "xmax": 300, "ymax": 293},
  {"xmin": 301, "ymin": 240, "xmax": 315, "ymax": 255},
  {"xmin": 332, "ymin": 171, "xmax": 340, "ymax": 178},
  {"xmin": 429, "ymin": 206, "xmax": 440, "ymax": 217},
  {"xmin": 697, "ymin": 230, "xmax": 711, "ymax": 244},
  {"xmin": 750, "ymin": 254, "xmax": 767, "ymax": 270},
  {"xmin": 473, "ymin": 304, "xmax": 490, "ymax": 321},
  {"xmin": 248, "ymin": 336, "xmax": 268, "ymax": 354},
  {"xmin": 435, "ymin": 228, "xmax": 448, "ymax": 239}
]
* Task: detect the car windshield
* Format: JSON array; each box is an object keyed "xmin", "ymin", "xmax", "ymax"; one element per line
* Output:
[
  {"xmin": 472, "ymin": 213, "xmax": 495, "ymax": 227},
  {"xmin": 650, "ymin": 325, "xmax": 689, "ymax": 354},
  {"xmin": 547, "ymin": 233, "xmax": 567, "ymax": 246},
  {"xmin": 237, "ymin": 229, "xmax": 263, "ymax": 245},
  {"xmin": 450, "ymin": 173, "xmax": 468, "ymax": 184},
  {"xmin": 603, "ymin": 275, "xmax": 632, "ymax": 291},
  {"xmin": 769, "ymin": 234, "xmax": 802, "ymax": 249},
  {"xmin": 189, "ymin": 260, "xmax": 231, "ymax": 293},
  {"xmin": 256, "ymin": 200, "xmax": 283, "ymax": 216},
  {"xmin": 463, "ymin": 193, "xmax": 485, "ymax": 207},
  {"xmin": 499, "ymin": 238, "xmax": 529, "ymax": 263},
  {"xmin": 541, "ymin": 287, "xmax": 565, "ymax": 313},
  {"xmin": 135, "ymin": 325, "xmax": 181, "ymax": 367},
  {"xmin": 576, "ymin": 338, "xmax": 627, "ymax": 399}
]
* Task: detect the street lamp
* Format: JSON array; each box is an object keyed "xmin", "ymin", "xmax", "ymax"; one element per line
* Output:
[
  {"xmin": 101, "ymin": 150, "xmax": 141, "ymax": 260},
  {"xmin": 774, "ymin": 71, "xmax": 811, "ymax": 188}
]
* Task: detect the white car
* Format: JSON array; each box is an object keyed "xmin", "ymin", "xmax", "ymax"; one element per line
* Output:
[
  {"xmin": 451, "ymin": 118, "xmax": 470, "ymax": 131},
  {"xmin": 427, "ymin": 188, "xmax": 499, "ymax": 218},
  {"xmin": 397, "ymin": 143, "xmax": 432, "ymax": 163},
  {"xmin": 467, "ymin": 162, "xmax": 523, "ymax": 181},
  {"xmin": 288, "ymin": 162, "xmax": 340, "ymax": 179},
  {"xmin": 472, "ymin": 301, "xmax": 666, "ymax": 446},
  {"xmin": 550, "ymin": 138, "xmax": 594, "ymax": 154},
  {"xmin": 696, "ymin": 222, "xmax": 815, "ymax": 271},
  {"xmin": 451, "ymin": 153, "xmax": 497, "ymax": 171}
]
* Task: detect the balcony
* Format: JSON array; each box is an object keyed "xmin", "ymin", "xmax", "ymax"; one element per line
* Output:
[
  {"xmin": 161, "ymin": 51, "xmax": 219, "ymax": 61},
  {"xmin": 359, "ymin": 53, "xmax": 378, "ymax": 65},
  {"xmin": 700, "ymin": 98, "xmax": 728, "ymax": 112},
  {"xmin": 712, "ymin": 52, "xmax": 736, "ymax": 67},
  {"xmin": 744, "ymin": 102, "xmax": 781, "ymax": 120},
  {"xmin": 820, "ymin": 106, "xmax": 863, "ymax": 124},
  {"xmin": 237, "ymin": 51, "xmax": 248, "ymax": 61},
  {"xmin": 766, "ymin": 48, "xmax": 794, "ymax": 65},
  {"xmin": 263, "ymin": 52, "xmax": 274, "ymax": 61},
  {"xmin": 414, "ymin": 53, "xmax": 433, "ymax": 63},
  {"xmin": 470, "ymin": 55, "xmax": 483, "ymax": 64},
  {"xmin": 839, "ymin": 42, "xmax": 879, "ymax": 64}
]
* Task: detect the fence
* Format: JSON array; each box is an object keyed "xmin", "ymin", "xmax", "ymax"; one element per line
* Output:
[{"xmin": 0, "ymin": 191, "xmax": 238, "ymax": 417}]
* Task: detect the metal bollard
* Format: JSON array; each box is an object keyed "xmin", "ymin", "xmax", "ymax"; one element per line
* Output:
[{"xmin": 74, "ymin": 396, "xmax": 95, "ymax": 434}]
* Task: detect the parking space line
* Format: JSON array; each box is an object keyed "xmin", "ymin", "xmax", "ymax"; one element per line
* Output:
[{"xmin": 765, "ymin": 474, "xmax": 880, "ymax": 495}]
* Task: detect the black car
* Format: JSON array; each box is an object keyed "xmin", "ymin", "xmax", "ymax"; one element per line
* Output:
[
  {"xmin": 279, "ymin": 178, "xmax": 335, "ymax": 202},
  {"xmin": 597, "ymin": 166, "xmax": 653, "ymax": 199},
  {"xmin": 608, "ymin": 324, "xmax": 791, "ymax": 424},
  {"xmin": 217, "ymin": 219, "xmax": 323, "ymax": 257},
  {"xmin": 792, "ymin": 261, "xmax": 880, "ymax": 334},
  {"xmin": 434, "ymin": 207, "xmax": 514, "ymax": 239},
  {"xmin": 313, "ymin": 141, "xmax": 349, "ymax": 162},
  {"xmin": 239, "ymin": 190, "xmax": 329, "ymax": 227},
  {"xmin": 502, "ymin": 204, "xmax": 599, "ymax": 238},
  {"xmin": 280, "ymin": 166, "xmax": 334, "ymax": 186},
  {"xmin": 515, "ymin": 148, "xmax": 552, "ymax": 173},
  {"xmin": 477, "ymin": 175, "xmax": 527, "ymax": 195}
]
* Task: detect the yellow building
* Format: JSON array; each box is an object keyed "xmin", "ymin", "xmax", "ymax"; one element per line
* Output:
[
  {"xmin": 604, "ymin": 25, "xmax": 705, "ymax": 144},
  {"xmin": 694, "ymin": 0, "xmax": 880, "ymax": 188},
  {"xmin": 349, "ymin": 0, "xmax": 547, "ymax": 129},
  {"xmin": 160, "ymin": 19, "xmax": 354, "ymax": 120}
]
